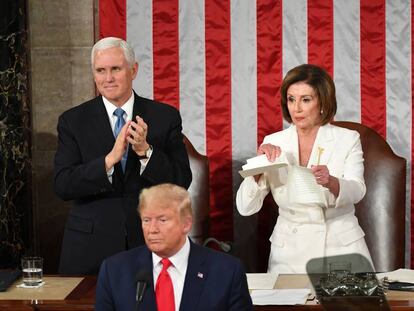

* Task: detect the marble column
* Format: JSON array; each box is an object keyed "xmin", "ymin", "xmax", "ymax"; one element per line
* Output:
[
  {"xmin": 28, "ymin": 0, "xmax": 96, "ymax": 272},
  {"xmin": 0, "ymin": 0, "xmax": 31, "ymax": 268}
]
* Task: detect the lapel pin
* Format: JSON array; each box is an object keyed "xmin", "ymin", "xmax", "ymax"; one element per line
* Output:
[
  {"xmin": 317, "ymin": 146, "xmax": 324, "ymax": 165},
  {"xmin": 197, "ymin": 272, "xmax": 204, "ymax": 279}
]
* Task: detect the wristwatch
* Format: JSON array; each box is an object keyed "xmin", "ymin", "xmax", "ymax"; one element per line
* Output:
[{"xmin": 138, "ymin": 144, "xmax": 153, "ymax": 159}]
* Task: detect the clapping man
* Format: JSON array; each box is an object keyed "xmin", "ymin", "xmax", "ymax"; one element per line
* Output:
[{"xmin": 54, "ymin": 37, "xmax": 192, "ymax": 275}]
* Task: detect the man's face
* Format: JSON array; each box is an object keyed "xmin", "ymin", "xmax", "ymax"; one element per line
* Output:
[
  {"xmin": 93, "ymin": 47, "xmax": 138, "ymax": 107},
  {"xmin": 141, "ymin": 200, "xmax": 192, "ymax": 258}
]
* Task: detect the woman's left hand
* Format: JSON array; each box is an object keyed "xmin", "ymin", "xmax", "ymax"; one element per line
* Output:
[
  {"xmin": 311, "ymin": 165, "xmax": 340, "ymax": 197},
  {"xmin": 311, "ymin": 165, "xmax": 330, "ymax": 186}
]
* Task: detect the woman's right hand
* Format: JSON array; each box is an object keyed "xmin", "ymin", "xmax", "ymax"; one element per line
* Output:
[
  {"xmin": 257, "ymin": 143, "xmax": 281, "ymax": 162},
  {"xmin": 253, "ymin": 144, "xmax": 282, "ymax": 182}
]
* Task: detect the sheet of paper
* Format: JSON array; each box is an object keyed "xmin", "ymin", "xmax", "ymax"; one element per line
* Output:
[
  {"xmin": 376, "ymin": 269, "xmax": 414, "ymax": 283},
  {"xmin": 246, "ymin": 273, "xmax": 278, "ymax": 290},
  {"xmin": 287, "ymin": 165, "xmax": 326, "ymax": 205},
  {"xmin": 239, "ymin": 153, "xmax": 288, "ymax": 178},
  {"xmin": 250, "ymin": 288, "xmax": 311, "ymax": 305},
  {"xmin": 243, "ymin": 154, "xmax": 274, "ymax": 168}
]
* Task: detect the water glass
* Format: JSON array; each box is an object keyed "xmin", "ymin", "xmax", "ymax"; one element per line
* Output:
[{"xmin": 21, "ymin": 256, "xmax": 43, "ymax": 286}]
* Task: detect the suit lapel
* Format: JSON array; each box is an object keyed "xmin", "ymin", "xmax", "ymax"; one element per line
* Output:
[
  {"xmin": 91, "ymin": 96, "xmax": 116, "ymax": 153},
  {"xmin": 285, "ymin": 126, "xmax": 300, "ymax": 165},
  {"xmin": 285, "ymin": 125, "xmax": 336, "ymax": 168},
  {"xmin": 179, "ymin": 242, "xmax": 208, "ymax": 311},
  {"xmin": 308, "ymin": 124, "xmax": 336, "ymax": 167}
]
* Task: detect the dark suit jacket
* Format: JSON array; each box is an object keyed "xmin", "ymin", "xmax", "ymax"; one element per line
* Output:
[
  {"xmin": 54, "ymin": 93, "xmax": 192, "ymax": 275},
  {"xmin": 95, "ymin": 241, "xmax": 253, "ymax": 311}
]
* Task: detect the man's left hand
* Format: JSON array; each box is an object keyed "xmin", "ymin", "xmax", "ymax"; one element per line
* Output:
[{"xmin": 128, "ymin": 116, "xmax": 150, "ymax": 156}]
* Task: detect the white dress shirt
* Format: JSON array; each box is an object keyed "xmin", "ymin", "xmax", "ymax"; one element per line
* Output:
[
  {"xmin": 102, "ymin": 94, "xmax": 134, "ymax": 132},
  {"xmin": 152, "ymin": 238, "xmax": 190, "ymax": 311}
]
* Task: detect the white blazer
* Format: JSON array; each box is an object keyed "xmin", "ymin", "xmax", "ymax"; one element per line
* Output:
[{"xmin": 236, "ymin": 124, "xmax": 373, "ymax": 273}]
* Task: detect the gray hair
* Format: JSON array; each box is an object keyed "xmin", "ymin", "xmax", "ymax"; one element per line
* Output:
[{"xmin": 91, "ymin": 37, "xmax": 136, "ymax": 68}]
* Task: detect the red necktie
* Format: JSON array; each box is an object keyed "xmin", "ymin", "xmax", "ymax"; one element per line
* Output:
[{"xmin": 156, "ymin": 258, "xmax": 175, "ymax": 311}]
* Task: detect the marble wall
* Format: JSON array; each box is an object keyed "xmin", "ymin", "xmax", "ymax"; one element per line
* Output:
[
  {"xmin": 28, "ymin": 0, "xmax": 96, "ymax": 272},
  {"xmin": 0, "ymin": 0, "xmax": 31, "ymax": 269}
]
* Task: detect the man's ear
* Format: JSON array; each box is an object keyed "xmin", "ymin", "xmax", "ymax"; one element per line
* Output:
[
  {"xmin": 182, "ymin": 216, "xmax": 193, "ymax": 234},
  {"xmin": 132, "ymin": 62, "xmax": 139, "ymax": 79}
]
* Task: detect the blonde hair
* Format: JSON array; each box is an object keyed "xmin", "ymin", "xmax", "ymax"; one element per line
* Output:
[{"xmin": 138, "ymin": 184, "xmax": 192, "ymax": 220}]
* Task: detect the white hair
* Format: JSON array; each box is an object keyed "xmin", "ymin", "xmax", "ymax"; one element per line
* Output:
[{"xmin": 91, "ymin": 37, "xmax": 136, "ymax": 68}]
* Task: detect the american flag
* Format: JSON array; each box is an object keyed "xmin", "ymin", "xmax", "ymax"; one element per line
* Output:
[{"xmin": 99, "ymin": 0, "xmax": 413, "ymax": 267}]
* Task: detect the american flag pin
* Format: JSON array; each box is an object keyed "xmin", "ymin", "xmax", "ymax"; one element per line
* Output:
[{"xmin": 197, "ymin": 272, "xmax": 204, "ymax": 279}]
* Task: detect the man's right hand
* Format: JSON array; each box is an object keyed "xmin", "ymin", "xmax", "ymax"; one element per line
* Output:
[{"xmin": 105, "ymin": 121, "xmax": 131, "ymax": 171}]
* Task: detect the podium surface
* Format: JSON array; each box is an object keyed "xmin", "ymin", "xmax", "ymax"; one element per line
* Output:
[{"xmin": 0, "ymin": 274, "xmax": 413, "ymax": 310}]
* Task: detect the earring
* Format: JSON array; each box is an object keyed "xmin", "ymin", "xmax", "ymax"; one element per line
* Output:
[{"xmin": 320, "ymin": 110, "xmax": 323, "ymax": 115}]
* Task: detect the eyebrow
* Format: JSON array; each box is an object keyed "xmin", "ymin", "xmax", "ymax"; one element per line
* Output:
[{"xmin": 287, "ymin": 94, "xmax": 315, "ymax": 97}]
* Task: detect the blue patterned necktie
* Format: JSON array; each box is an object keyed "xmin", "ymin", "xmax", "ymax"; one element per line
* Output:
[{"xmin": 113, "ymin": 108, "xmax": 127, "ymax": 171}]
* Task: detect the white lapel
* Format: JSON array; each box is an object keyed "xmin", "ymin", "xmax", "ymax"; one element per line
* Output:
[
  {"xmin": 308, "ymin": 124, "xmax": 336, "ymax": 167},
  {"xmin": 282, "ymin": 125, "xmax": 300, "ymax": 166}
]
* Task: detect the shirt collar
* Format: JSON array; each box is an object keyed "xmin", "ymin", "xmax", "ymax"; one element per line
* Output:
[
  {"xmin": 152, "ymin": 237, "xmax": 191, "ymax": 276},
  {"xmin": 102, "ymin": 92, "xmax": 134, "ymax": 122}
]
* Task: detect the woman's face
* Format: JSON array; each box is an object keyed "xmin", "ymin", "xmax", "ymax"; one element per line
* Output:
[{"xmin": 286, "ymin": 82, "xmax": 321, "ymax": 131}]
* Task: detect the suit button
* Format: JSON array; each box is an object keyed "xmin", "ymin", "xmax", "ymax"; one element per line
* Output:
[
  {"xmin": 292, "ymin": 228, "xmax": 298, "ymax": 234},
  {"xmin": 289, "ymin": 209, "xmax": 295, "ymax": 215}
]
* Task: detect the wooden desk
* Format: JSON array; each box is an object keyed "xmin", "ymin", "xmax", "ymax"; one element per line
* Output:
[
  {"xmin": 0, "ymin": 276, "xmax": 96, "ymax": 310},
  {"xmin": 0, "ymin": 274, "xmax": 413, "ymax": 310}
]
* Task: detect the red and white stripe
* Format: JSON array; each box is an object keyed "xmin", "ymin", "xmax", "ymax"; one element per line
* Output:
[{"xmin": 99, "ymin": 0, "xmax": 413, "ymax": 267}]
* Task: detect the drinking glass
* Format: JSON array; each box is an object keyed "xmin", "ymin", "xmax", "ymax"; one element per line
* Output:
[{"xmin": 21, "ymin": 256, "xmax": 43, "ymax": 286}]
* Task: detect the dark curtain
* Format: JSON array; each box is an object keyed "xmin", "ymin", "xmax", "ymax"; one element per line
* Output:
[{"xmin": 0, "ymin": 0, "xmax": 31, "ymax": 268}]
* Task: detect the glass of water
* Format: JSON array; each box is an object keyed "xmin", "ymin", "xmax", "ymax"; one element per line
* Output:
[{"xmin": 21, "ymin": 256, "xmax": 43, "ymax": 286}]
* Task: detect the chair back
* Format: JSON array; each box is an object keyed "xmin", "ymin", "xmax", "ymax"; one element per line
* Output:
[
  {"xmin": 255, "ymin": 122, "xmax": 406, "ymax": 272},
  {"xmin": 332, "ymin": 121, "xmax": 406, "ymax": 272},
  {"xmin": 183, "ymin": 135, "xmax": 210, "ymax": 245}
]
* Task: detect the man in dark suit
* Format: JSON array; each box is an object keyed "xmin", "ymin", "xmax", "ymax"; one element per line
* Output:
[
  {"xmin": 95, "ymin": 184, "xmax": 253, "ymax": 311},
  {"xmin": 54, "ymin": 37, "xmax": 192, "ymax": 275}
]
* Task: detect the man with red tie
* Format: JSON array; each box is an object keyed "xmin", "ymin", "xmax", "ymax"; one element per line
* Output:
[{"xmin": 95, "ymin": 183, "xmax": 253, "ymax": 311}]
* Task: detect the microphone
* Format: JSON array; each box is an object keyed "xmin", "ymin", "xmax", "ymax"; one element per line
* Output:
[
  {"xmin": 202, "ymin": 237, "xmax": 232, "ymax": 253},
  {"xmin": 135, "ymin": 270, "xmax": 152, "ymax": 311}
]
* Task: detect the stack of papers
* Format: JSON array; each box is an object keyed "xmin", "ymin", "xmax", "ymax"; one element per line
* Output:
[
  {"xmin": 239, "ymin": 153, "xmax": 288, "ymax": 178},
  {"xmin": 247, "ymin": 273, "xmax": 311, "ymax": 305},
  {"xmin": 238, "ymin": 153, "xmax": 326, "ymax": 206},
  {"xmin": 287, "ymin": 165, "xmax": 326, "ymax": 205},
  {"xmin": 250, "ymin": 288, "xmax": 311, "ymax": 305},
  {"xmin": 246, "ymin": 273, "xmax": 278, "ymax": 290},
  {"xmin": 377, "ymin": 269, "xmax": 414, "ymax": 282}
]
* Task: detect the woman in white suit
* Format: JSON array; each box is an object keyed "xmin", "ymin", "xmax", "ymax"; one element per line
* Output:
[{"xmin": 236, "ymin": 64, "xmax": 373, "ymax": 274}]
